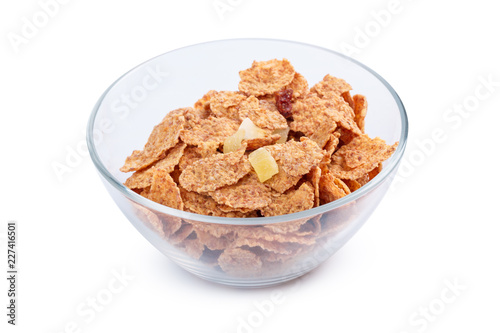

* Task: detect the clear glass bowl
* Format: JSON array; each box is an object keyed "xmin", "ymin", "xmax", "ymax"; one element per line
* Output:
[{"xmin": 87, "ymin": 39, "xmax": 408, "ymax": 287}]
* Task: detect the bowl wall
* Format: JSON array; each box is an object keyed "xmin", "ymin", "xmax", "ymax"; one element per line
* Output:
[{"xmin": 88, "ymin": 39, "xmax": 407, "ymax": 287}]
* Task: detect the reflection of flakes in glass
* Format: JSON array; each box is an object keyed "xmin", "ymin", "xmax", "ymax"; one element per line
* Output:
[
  {"xmin": 264, "ymin": 216, "xmax": 321, "ymax": 237},
  {"xmin": 182, "ymin": 238, "xmax": 205, "ymax": 260},
  {"xmin": 195, "ymin": 230, "xmax": 236, "ymax": 251},
  {"xmin": 237, "ymin": 225, "xmax": 316, "ymax": 245},
  {"xmin": 218, "ymin": 248, "xmax": 262, "ymax": 276}
]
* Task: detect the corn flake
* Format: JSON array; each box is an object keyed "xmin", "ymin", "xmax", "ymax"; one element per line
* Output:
[
  {"xmin": 209, "ymin": 91, "xmax": 246, "ymax": 120},
  {"xmin": 285, "ymin": 72, "xmax": 309, "ymax": 99},
  {"xmin": 180, "ymin": 116, "xmax": 239, "ymax": 146},
  {"xmin": 311, "ymin": 74, "xmax": 352, "ymax": 98},
  {"xmin": 124, "ymin": 142, "xmax": 187, "ymax": 189},
  {"xmin": 261, "ymin": 182, "xmax": 315, "ymax": 217},
  {"xmin": 238, "ymin": 59, "xmax": 295, "ymax": 96},
  {"xmin": 319, "ymin": 172, "xmax": 351, "ymax": 204},
  {"xmin": 238, "ymin": 96, "xmax": 288, "ymax": 130},
  {"xmin": 209, "ymin": 172, "xmax": 272, "ymax": 210},
  {"xmin": 120, "ymin": 112, "xmax": 185, "ymax": 172},
  {"xmin": 353, "ymin": 94, "xmax": 368, "ymax": 133},
  {"xmin": 145, "ymin": 168, "xmax": 183, "ymax": 210},
  {"xmin": 265, "ymin": 138, "xmax": 324, "ymax": 177}
]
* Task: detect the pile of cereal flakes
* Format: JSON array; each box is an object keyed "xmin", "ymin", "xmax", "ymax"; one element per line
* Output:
[{"xmin": 120, "ymin": 59, "xmax": 398, "ymax": 276}]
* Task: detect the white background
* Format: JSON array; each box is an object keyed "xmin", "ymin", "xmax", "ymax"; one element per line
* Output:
[{"xmin": 1, "ymin": 0, "xmax": 499, "ymax": 332}]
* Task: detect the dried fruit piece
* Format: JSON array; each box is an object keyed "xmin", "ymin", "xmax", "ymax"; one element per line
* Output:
[
  {"xmin": 179, "ymin": 145, "xmax": 251, "ymax": 193},
  {"xmin": 239, "ymin": 117, "xmax": 267, "ymax": 139},
  {"xmin": 261, "ymin": 182, "xmax": 315, "ymax": 217},
  {"xmin": 274, "ymin": 88, "xmax": 294, "ymax": 118},
  {"xmin": 249, "ymin": 147, "xmax": 279, "ymax": 183},
  {"xmin": 272, "ymin": 126, "xmax": 290, "ymax": 144},
  {"xmin": 223, "ymin": 128, "xmax": 246, "ymax": 154},
  {"xmin": 121, "ymin": 112, "xmax": 185, "ymax": 172},
  {"xmin": 238, "ymin": 59, "xmax": 295, "ymax": 96}
]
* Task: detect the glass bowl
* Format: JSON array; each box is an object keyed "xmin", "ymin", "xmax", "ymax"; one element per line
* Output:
[{"xmin": 87, "ymin": 39, "xmax": 408, "ymax": 287}]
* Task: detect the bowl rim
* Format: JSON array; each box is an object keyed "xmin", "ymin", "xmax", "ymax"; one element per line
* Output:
[{"xmin": 86, "ymin": 38, "xmax": 408, "ymax": 225}]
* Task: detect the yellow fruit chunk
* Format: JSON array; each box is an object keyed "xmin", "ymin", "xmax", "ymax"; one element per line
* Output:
[
  {"xmin": 223, "ymin": 129, "xmax": 245, "ymax": 153},
  {"xmin": 224, "ymin": 118, "xmax": 268, "ymax": 154},
  {"xmin": 240, "ymin": 118, "xmax": 266, "ymax": 139},
  {"xmin": 249, "ymin": 148, "xmax": 279, "ymax": 183},
  {"xmin": 272, "ymin": 126, "xmax": 290, "ymax": 144}
]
